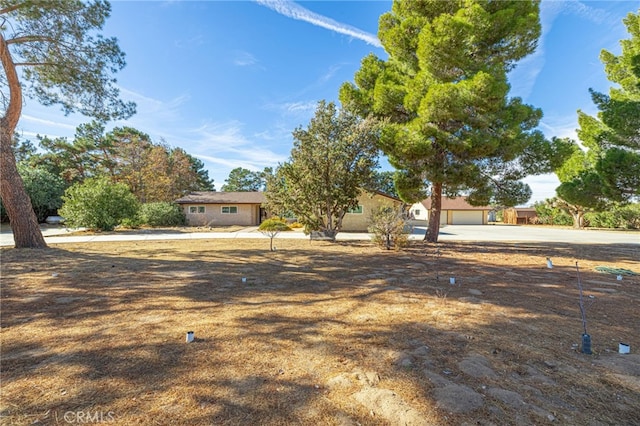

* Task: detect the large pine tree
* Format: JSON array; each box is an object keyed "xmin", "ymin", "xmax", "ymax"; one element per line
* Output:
[
  {"xmin": 340, "ymin": 0, "xmax": 549, "ymax": 242},
  {"xmin": 1, "ymin": 0, "xmax": 134, "ymax": 248}
]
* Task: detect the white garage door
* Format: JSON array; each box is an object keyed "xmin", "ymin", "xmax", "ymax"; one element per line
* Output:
[{"xmin": 451, "ymin": 211, "xmax": 483, "ymax": 225}]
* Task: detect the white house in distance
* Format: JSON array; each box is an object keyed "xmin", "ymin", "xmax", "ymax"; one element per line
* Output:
[{"xmin": 409, "ymin": 196, "xmax": 491, "ymax": 225}]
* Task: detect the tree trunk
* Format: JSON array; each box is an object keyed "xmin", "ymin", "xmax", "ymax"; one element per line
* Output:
[
  {"xmin": 425, "ymin": 182, "xmax": 442, "ymax": 243},
  {"xmin": 0, "ymin": 33, "xmax": 47, "ymax": 248},
  {"xmin": 572, "ymin": 211, "xmax": 584, "ymax": 229}
]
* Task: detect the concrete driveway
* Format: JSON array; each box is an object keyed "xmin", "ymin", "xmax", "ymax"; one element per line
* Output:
[
  {"xmin": 1, "ymin": 223, "xmax": 638, "ymax": 247},
  {"xmin": 411, "ymin": 224, "xmax": 639, "ymax": 245}
]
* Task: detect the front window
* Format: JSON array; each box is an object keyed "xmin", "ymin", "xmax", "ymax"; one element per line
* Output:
[
  {"xmin": 189, "ymin": 206, "xmax": 205, "ymax": 214},
  {"xmin": 221, "ymin": 206, "xmax": 238, "ymax": 214},
  {"xmin": 348, "ymin": 205, "xmax": 363, "ymax": 214}
]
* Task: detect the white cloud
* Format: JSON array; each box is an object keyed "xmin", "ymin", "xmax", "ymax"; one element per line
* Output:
[
  {"xmin": 319, "ymin": 64, "xmax": 343, "ymax": 84},
  {"xmin": 119, "ymin": 88, "xmax": 189, "ymax": 116},
  {"xmin": 15, "ymin": 106, "xmax": 84, "ymax": 141},
  {"xmin": 539, "ymin": 115, "xmax": 579, "ymax": 141},
  {"xmin": 523, "ymin": 173, "xmax": 560, "ymax": 205},
  {"xmin": 188, "ymin": 121, "xmax": 288, "ymax": 189},
  {"xmin": 20, "ymin": 114, "xmax": 77, "ymax": 131},
  {"xmin": 255, "ymin": 0, "xmax": 382, "ymax": 48},
  {"xmin": 112, "ymin": 88, "xmax": 192, "ymax": 142},
  {"xmin": 233, "ymin": 50, "xmax": 260, "ymax": 67},
  {"xmin": 190, "ymin": 120, "xmax": 252, "ymax": 148},
  {"xmin": 188, "ymin": 120, "xmax": 287, "ymax": 164},
  {"xmin": 262, "ymin": 100, "xmax": 317, "ymax": 115},
  {"xmin": 510, "ymin": 0, "xmax": 620, "ymax": 100},
  {"xmin": 562, "ymin": 0, "xmax": 612, "ymax": 25},
  {"xmin": 284, "ymin": 101, "xmax": 317, "ymax": 114},
  {"xmin": 508, "ymin": 1, "xmax": 562, "ymax": 100}
]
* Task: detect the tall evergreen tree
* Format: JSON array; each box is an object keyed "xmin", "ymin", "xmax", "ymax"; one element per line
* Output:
[
  {"xmin": 222, "ymin": 167, "xmax": 265, "ymax": 192},
  {"xmin": 340, "ymin": 0, "xmax": 549, "ymax": 242},
  {"xmin": 184, "ymin": 154, "xmax": 215, "ymax": 192},
  {"xmin": 1, "ymin": 0, "xmax": 135, "ymax": 247},
  {"xmin": 573, "ymin": 10, "xmax": 640, "ymax": 204}
]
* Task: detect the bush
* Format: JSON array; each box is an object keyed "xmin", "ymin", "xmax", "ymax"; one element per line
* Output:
[
  {"xmin": 139, "ymin": 202, "xmax": 186, "ymax": 227},
  {"xmin": 0, "ymin": 163, "xmax": 66, "ymax": 222},
  {"xmin": 59, "ymin": 178, "xmax": 139, "ymax": 231},
  {"xmin": 533, "ymin": 201, "xmax": 573, "ymax": 226},
  {"xmin": 584, "ymin": 203, "xmax": 640, "ymax": 229},
  {"xmin": 259, "ymin": 218, "xmax": 291, "ymax": 251},
  {"xmin": 119, "ymin": 217, "xmax": 142, "ymax": 229},
  {"xmin": 368, "ymin": 203, "xmax": 410, "ymax": 250}
]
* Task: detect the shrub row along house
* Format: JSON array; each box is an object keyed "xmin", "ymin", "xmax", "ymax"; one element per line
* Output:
[{"xmin": 174, "ymin": 190, "xmax": 404, "ymax": 231}]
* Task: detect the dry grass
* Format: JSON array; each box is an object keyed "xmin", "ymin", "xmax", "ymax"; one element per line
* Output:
[{"xmin": 1, "ymin": 238, "xmax": 639, "ymax": 425}]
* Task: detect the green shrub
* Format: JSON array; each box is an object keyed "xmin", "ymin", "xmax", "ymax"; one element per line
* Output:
[
  {"xmin": 0, "ymin": 163, "xmax": 66, "ymax": 222},
  {"xmin": 619, "ymin": 204, "xmax": 640, "ymax": 229},
  {"xmin": 259, "ymin": 218, "xmax": 291, "ymax": 251},
  {"xmin": 585, "ymin": 203, "xmax": 640, "ymax": 229},
  {"xmin": 139, "ymin": 202, "xmax": 186, "ymax": 227},
  {"xmin": 119, "ymin": 217, "xmax": 142, "ymax": 229},
  {"xmin": 59, "ymin": 178, "xmax": 139, "ymax": 231},
  {"xmin": 533, "ymin": 201, "xmax": 573, "ymax": 226}
]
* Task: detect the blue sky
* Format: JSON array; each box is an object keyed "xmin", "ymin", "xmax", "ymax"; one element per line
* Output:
[{"xmin": 15, "ymin": 0, "xmax": 640, "ymax": 204}]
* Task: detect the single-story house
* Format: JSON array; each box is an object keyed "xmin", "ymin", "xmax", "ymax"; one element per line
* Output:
[
  {"xmin": 175, "ymin": 191, "xmax": 267, "ymax": 227},
  {"xmin": 175, "ymin": 190, "xmax": 403, "ymax": 231},
  {"xmin": 340, "ymin": 190, "xmax": 404, "ymax": 232},
  {"xmin": 409, "ymin": 196, "xmax": 490, "ymax": 225}
]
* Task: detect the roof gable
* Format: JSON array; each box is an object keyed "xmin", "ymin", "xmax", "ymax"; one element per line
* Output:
[
  {"xmin": 361, "ymin": 189, "xmax": 403, "ymax": 203},
  {"xmin": 420, "ymin": 196, "xmax": 489, "ymax": 210}
]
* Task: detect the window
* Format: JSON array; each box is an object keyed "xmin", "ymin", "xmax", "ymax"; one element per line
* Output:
[
  {"xmin": 221, "ymin": 206, "xmax": 238, "ymax": 214},
  {"xmin": 348, "ymin": 205, "xmax": 363, "ymax": 214},
  {"xmin": 189, "ymin": 206, "xmax": 206, "ymax": 214},
  {"xmin": 198, "ymin": 206, "xmax": 205, "ymax": 214},
  {"xmin": 414, "ymin": 209, "xmax": 421, "ymax": 216}
]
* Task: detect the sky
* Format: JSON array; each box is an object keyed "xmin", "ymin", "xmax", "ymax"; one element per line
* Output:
[{"xmin": 14, "ymin": 0, "xmax": 640, "ymax": 205}]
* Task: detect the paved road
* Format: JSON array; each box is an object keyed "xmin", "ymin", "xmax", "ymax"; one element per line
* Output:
[
  {"xmin": 417, "ymin": 224, "xmax": 640, "ymax": 245},
  {"xmin": 1, "ymin": 224, "xmax": 638, "ymax": 247}
]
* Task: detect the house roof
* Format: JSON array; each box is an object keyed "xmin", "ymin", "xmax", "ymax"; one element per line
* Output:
[
  {"xmin": 362, "ymin": 189, "xmax": 403, "ymax": 203},
  {"xmin": 419, "ymin": 196, "xmax": 489, "ymax": 211},
  {"xmin": 175, "ymin": 191, "xmax": 266, "ymax": 204}
]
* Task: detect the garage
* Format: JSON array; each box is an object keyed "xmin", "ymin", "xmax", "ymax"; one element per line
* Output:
[
  {"xmin": 411, "ymin": 196, "xmax": 490, "ymax": 226},
  {"xmin": 451, "ymin": 210, "xmax": 485, "ymax": 225}
]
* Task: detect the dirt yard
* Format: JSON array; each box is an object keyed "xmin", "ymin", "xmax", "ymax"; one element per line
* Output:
[{"xmin": 1, "ymin": 238, "xmax": 639, "ymax": 425}]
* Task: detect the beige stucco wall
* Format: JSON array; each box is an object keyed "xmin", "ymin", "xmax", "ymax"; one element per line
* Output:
[
  {"xmin": 182, "ymin": 204, "xmax": 260, "ymax": 227},
  {"xmin": 341, "ymin": 193, "xmax": 403, "ymax": 232}
]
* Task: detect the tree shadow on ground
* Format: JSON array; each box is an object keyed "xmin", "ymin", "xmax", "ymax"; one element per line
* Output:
[{"xmin": 1, "ymin": 239, "xmax": 638, "ymax": 424}]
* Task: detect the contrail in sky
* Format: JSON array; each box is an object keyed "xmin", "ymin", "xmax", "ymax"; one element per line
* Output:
[{"xmin": 255, "ymin": 0, "xmax": 383, "ymax": 48}]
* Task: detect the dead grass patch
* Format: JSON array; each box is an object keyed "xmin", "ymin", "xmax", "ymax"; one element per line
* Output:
[{"xmin": 1, "ymin": 239, "xmax": 639, "ymax": 425}]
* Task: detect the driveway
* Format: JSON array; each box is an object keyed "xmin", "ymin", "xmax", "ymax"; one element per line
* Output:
[
  {"xmin": 412, "ymin": 224, "xmax": 640, "ymax": 245},
  {"xmin": 0, "ymin": 224, "xmax": 638, "ymax": 247}
]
